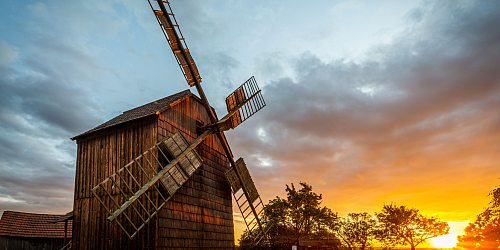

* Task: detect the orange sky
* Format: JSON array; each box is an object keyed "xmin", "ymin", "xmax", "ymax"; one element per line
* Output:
[
  {"xmin": 0, "ymin": 1, "xmax": 499, "ymax": 248},
  {"xmin": 226, "ymin": 1, "xmax": 500, "ymax": 245}
]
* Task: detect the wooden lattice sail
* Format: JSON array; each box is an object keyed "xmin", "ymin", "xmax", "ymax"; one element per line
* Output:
[
  {"xmin": 91, "ymin": 130, "xmax": 210, "ymax": 239},
  {"xmin": 151, "ymin": 1, "xmax": 201, "ymax": 87},
  {"xmin": 223, "ymin": 76, "xmax": 266, "ymax": 130},
  {"xmin": 225, "ymin": 158, "xmax": 272, "ymax": 243}
]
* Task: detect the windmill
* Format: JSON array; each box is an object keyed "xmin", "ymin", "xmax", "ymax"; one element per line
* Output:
[{"xmin": 90, "ymin": 0, "xmax": 272, "ymax": 245}]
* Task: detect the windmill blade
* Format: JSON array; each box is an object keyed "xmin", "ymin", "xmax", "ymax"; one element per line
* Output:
[
  {"xmin": 199, "ymin": 76, "xmax": 266, "ymax": 133},
  {"xmin": 91, "ymin": 129, "xmax": 211, "ymax": 239},
  {"xmin": 148, "ymin": 1, "xmax": 270, "ymax": 245},
  {"xmin": 159, "ymin": 131, "xmax": 203, "ymax": 193},
  {"xmin": 225, "ymin": 158, "xmax": 273, "ymax": 243},
  {"xmin": 149, "ymin": 0, "xmax": 202, "ymax": 87},
  {"xmin": 225, "ymin": 158, "xmax": 258, "ymax": 202},
  {"xmin": 224, "ymin": 76, "xmax": 266, "ymax": 129}
]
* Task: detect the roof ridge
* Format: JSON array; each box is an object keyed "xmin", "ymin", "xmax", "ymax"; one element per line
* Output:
[
  {"xmin": 124, "ymin": 89, "xmax": 191, "ymax": 114},
  {"xmin": 71, "ymin": 89, "xmax": 193, "ymax": 140},
  {"xmin": 2, "ymin": 210, "xmax": 64, "ymax": 217}
]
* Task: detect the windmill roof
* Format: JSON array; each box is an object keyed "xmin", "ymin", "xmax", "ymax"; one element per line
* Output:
[
  {"xmin": 0, "ymin": 211, "xmax": 73, "ymax": 238},
  {"xmin": 72, "ymin": 89, "xmax": 193, "ymax": 140}
]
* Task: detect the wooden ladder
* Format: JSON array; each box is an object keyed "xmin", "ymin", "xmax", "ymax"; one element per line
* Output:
[{"xmin": 233, "ymin": 188, "xmax": 272, "ymax": 244}]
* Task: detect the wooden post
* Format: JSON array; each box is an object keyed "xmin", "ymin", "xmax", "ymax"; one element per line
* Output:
[{"xmin": 64, "ymin": 220, "xmax": 68, "ymax": 246}]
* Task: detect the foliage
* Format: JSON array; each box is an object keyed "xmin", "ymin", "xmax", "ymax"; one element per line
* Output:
[
  {"xmin": 237, "ymin": 182, "xmax": 338, "ymax": 250},
  {"xmin": 328, "ymin": 212, "xmax": 379, "ymax": 250},
  {"xmin": 238, "ymin": 183, "xmax": 452, "ymax": 250},
  {"xmin": 376, "ymin": 204, "xmax": 449, "ymax": 250},
  {"xmin": 284, "ymin": 182, "xmax": 333, "ymax": 236},
  {"xmin": 457, "ymin": 186, "xmax": 500, "ymax": 250}
]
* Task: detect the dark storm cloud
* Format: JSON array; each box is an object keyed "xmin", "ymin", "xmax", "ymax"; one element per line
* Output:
[
  {"xmin": 0, "ymin": 60, "xmax": 95, "ymax": 211},
  {"xmin": 0, "ymin": 68, "xmax": 101, "ymax": 137},
  {"xmin": 228, "ymin": 0, "xmax": 500, "ymax": 217},
  {"xmin": 0, "ymin": 2, "xmax": 109, "ymax": 214},
  {"xmin": 0, "ymin": 127, "xmax": 76, "ymax": 214}
]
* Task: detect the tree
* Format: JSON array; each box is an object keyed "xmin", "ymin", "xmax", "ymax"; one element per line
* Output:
[
  {"xmin": 284, "ymin": 182, "xmax": 332, "ymax": 238},
  {"xmin": 457, "ymin": 185, "xmax": 500, "ymax": 250},
  {"xmin": 238, "ymin": 182, "xmax": 338, "ymax": 250},
  {"xmin": 376, "ymin": 204, "xmax": 449, "ymax": 250},
  {"xmin": 259, "ymin": 196, "xmax": 294, "ymax": 249},
  {"xmin": 329, "ymin": 212, "xmax": 378, "ymax": 250}
]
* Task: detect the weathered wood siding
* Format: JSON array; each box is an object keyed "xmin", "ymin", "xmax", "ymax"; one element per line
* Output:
[
  {"xmin": 73, "ymin": 117, "xmax": 158, "ymax": 250},
  {"xmin": 0, "ymin": 236, "xmax": 68, "ymax": 250},
  {"xmin": 72, "ymin": 95, "xmax": 234, "ymax": 249},
  {"xmin": 156, "ymin": 96, "xmax": 234, "ymax": 249}
]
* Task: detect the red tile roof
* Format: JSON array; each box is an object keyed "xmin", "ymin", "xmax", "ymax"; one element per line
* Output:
[
  {"xmin": 0, "ymin": 211, "xmax": 72, "ymax": 238},
  {"xmin": 72, "ymin": 89, "xmax": 193, "ymax": 140}
]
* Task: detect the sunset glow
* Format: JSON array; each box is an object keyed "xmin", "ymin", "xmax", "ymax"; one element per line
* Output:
[
  {"xmin": 427, "ymin": 222, "xmax": 469, "ymax": 249},
  {"xmin": 1, "ymin": 0, "xmax": 499, "ymax": 248},
  {"xmin": 429, "ymin": 234, "xmax": 458, "ymax": 248}
]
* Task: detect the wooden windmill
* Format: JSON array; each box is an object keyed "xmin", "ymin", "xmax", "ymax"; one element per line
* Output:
[{"xmin": 73, "ymin": 0, "xmax": 271, "ymax": 248}]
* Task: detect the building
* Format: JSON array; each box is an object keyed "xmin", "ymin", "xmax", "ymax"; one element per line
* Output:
[
  {"xmin": 0, "ymin": 210, "xmax": 72, "ymax": 250},
  {"xmin": 70, "ymin": 90, "xmax": 234, "ymax": 249}
]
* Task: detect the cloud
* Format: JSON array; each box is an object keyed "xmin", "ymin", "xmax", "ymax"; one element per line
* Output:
[
  {"xmin": 228, "ymin": 0, "xmax": 500, "ymax": 220},
  {"xmin": 0, "ymin": 41, "xmax": 19, "ymax": 65},
  {"xmin": 0, "ymin": 0, "xmax": 498, "ymax": 227},
  {"xmin": 0, "ymin": 2, "xmax": 113, "ymax": 215}
]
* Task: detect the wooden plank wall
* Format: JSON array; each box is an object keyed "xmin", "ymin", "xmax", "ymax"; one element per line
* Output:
[
  {"xmin": 72, "ymin": 117, "xmax": 158, "ymax": 250},
  {"xmin": 156, "ymin": 96, "xmax": 235, "ymax": 249},
  {"xmin": 0, "ymin": 236, "xmax": 67, "ymax": 250}
]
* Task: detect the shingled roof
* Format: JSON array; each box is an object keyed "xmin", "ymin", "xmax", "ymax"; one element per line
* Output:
[
  {"xmin": 72, "ymin": 89, "xmax": 192, "ymax": 140},
  {"xmin": 0, "ymin": 211, "xmax": 73, "ymax": 238}
]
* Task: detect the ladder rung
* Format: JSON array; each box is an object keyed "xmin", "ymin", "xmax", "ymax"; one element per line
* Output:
[
  {"xmin": 255, "ymin": 200, "xmax": 263, "ymax": 208},
  {"xmin": 243, "ymin": 210, "xmax": 253, "ymax": 220},
  {"xmin": 239, "ymin": 199, "xmax": 248, "ymax": 207},
  {"xmin": 241, "ymin": 208, "xmax": 250, "ymax": 217},
  {"xmin": 155, "ymin": 11, "xmax": 174, "ymax": 16},
  {"xmin": 242, "ymin": 205, "xmax": 250, "ymax": 215},
  {"xmin": 248, "ymin": 216, "xmax": 256, "ymax": 225},
  {"xmin": 236, "ymin": 192, "xmax": 245, "ymax": 201},
  {"xmin": 249, "ymin": 221, "xmax": 258, "ymax": 231}
]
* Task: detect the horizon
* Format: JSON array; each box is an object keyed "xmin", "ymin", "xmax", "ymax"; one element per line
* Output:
[{"xmin": 0, "ymin": 0, "xmax": 499, "ymax": 248}]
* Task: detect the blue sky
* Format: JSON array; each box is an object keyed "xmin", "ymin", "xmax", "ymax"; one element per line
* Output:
[{"xmin": 1, "ymin": 0, "xmax": 500, "ymax": 245}]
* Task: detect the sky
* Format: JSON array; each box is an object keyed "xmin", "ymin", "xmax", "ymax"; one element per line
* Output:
[{"xmin": 0, "ymin": 0, "xmax": 499, "ymax": 247}]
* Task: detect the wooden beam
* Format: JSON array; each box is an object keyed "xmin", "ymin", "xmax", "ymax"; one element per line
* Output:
[{"xmin": 105, "ymin": 129, "xmax": 213, "ymax": 221}]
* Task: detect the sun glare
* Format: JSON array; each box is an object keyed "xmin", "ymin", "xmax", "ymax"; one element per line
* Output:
[{"xmin": 429, "ymin": 234, "xmax": 458, "ymax": 248}]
